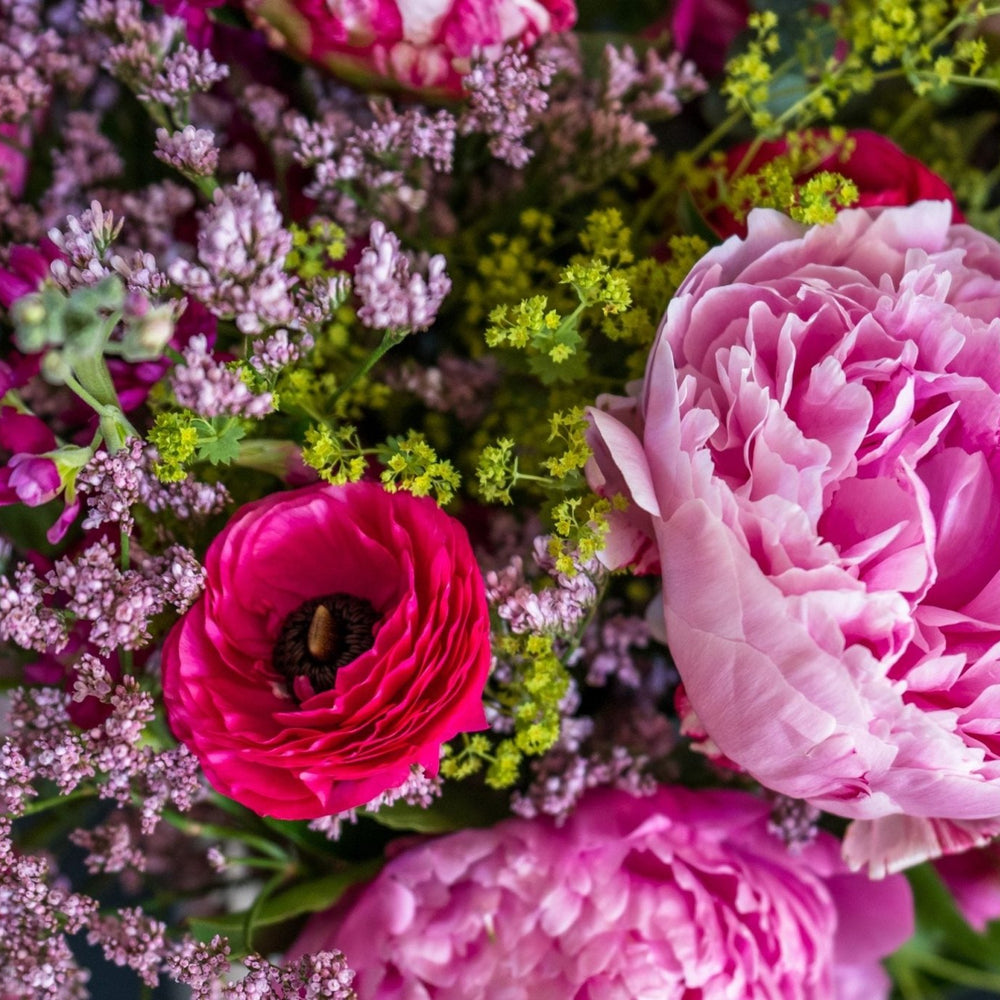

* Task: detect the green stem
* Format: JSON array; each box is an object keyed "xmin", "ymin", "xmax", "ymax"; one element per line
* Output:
[
  {"xmin": 159, "ymin": 808, "xmax": 291, "ymax": 862},
  {"xmin": 220, "ymin": 856, "xmax": 291, "ymax": 872},
  {"xmin": 19, "ymin": 787, "xmax": 97, "ymax": 816},
  {"xmin": 903, "ymin": 951, "xmax": 1000, "ymax": 993},
  {"xmin": 331, "ymin": 327, "xmax": 409, "ymax": 406},
  {"xmin": 244, "ymin": 870, "xmax": 288, "ymax": 952}
]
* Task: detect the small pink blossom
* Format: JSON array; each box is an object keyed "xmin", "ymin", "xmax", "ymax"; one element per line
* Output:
[{"xmin": 293, "ymin": 786, "xmax": 913, "ymax": 999}]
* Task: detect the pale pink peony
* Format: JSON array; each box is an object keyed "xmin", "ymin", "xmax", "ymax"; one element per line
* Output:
[
  {"xmin": 161, "ymin": 481, "xmax": 492, "ymax": 819},
  {"xmin": 243, "ymin": 0, "xmax": 577, "ymax": 95},
  {"xmin": 588, "ymin": 201, "xmax": 1000, "ymax": 874},
  {"xmin": 293, "ymin": 786, "xmax": 913, "ymax": 999}
]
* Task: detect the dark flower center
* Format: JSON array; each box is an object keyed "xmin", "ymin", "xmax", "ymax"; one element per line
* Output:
[{"xmin": 272, "ymin": 593, "xmax": 380, "ymax": 696}]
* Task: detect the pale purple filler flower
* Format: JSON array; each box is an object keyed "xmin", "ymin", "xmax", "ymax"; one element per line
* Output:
[
  {"xmin": 353, "ymin": 221, "xmax": 450, "ymax": 332},
  {"xmin": 460, "ymin": 45, "xmax": 555, "ymax": 167},
  {"xmin": 169, "ymin": 174, "xmax": 296, "ymax": 334},
  {"xmin": 170, "ymin": 333, "xmax": 273, "ymax": 417},
  {"xmin": 154, "ymin": 125, "xmax": 219, "ymax": 176}
]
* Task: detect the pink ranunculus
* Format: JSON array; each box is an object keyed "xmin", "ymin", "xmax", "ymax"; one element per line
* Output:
[
  {"xmin": 587, "ymin": 202, "xmax": 1000, "ymax": 875},
  {"xmin": 705, "ymin": 130, "xmax": 964, "ymax": 239},
  {"xmin": 292, "ymin": 786, "xmax": 913, "ymax": 999},
  {"xmin": 243, "ymin": 0, "xmax": 577, "ymax": 96},
  {"xmin": 161, "ymin": 481, "xmax": 492, "ymax": 820}
]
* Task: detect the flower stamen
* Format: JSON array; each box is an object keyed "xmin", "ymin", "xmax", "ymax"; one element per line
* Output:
[{"xmin": 273, "ymin": 593, "xmax": 379, "ymax": 696}]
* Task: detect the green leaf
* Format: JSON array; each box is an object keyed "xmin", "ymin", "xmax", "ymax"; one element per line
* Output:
[
  {"xmin": 365, "ymin": 783, "xmax": 507, "ymax": 834},
  {"xmin": 188, "ymin": 859, "xmax": 383, "ymax": 945},
  {"xmin": 676, "ymin": 189, "xmax": 724, "ymax": 246},
  {"xmin": 198, "ymin": 420, "xmax": 246, "ymax": 465}
]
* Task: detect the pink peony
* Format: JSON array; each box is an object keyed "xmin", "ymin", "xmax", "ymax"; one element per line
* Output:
[
  {"xmin": 161, "ymin": 481, "xmax": 492, "ymax": 819},
  {"xmin": 705, "ymin": 130, "xmax": 964, "ymax": 239},
  {"xmin": 243, "ymin": 0, "xmax": 577, "ymax": 95},
  {"xmin": 935, "ymin": 842, "xmax": 1000, "ymax": 931},
  {"xmin": 588, "ymin": 202, "xmax": 1000, "ymax": 874},
  {"xmin": 292, "ymin": 786, "xmax": 913, "ymax": 999}
]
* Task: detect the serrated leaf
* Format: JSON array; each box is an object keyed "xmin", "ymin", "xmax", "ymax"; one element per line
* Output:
[{"xmin": 197, "ymin": 421, "xmax": 245, "ymax": 466}]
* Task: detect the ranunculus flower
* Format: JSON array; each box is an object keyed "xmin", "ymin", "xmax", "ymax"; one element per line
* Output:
[
  {"xmin": 588, "ymin": 202, "xmax": 1000, "ymax": 874},
  {"xmin": 292, "ymin": 786, "xmax": 913, "ymax": 999},
  {"xmin": 705, "ymin": 130, "xmax": 964, "ymax": 239},
  {"xmin": 243, "ymin": 0, "xmax": 577, "ymax": 96},
  {"xmin": 161, "ymin": 481, "xmax": 492, "ymax": 819}
]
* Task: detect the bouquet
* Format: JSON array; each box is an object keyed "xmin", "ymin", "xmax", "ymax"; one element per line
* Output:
[{"xmin": 5, "ymin": 0, "xmax": 1000, "ymax": 996}]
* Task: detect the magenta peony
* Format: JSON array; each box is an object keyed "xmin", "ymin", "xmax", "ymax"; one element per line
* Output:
[
  {"xmin": 292, "ymin": 786, "xmax": 913, "ymax": 999},
  {"xmin": 161, "ymin": 481, "xmax": 492, "ymax": 819},
  {"xmin": 243, "ymin": 0, "xmax": 577, "ymax": 95},
  {"xmin": 588, "ymin": 202, "xmax": 1000, "ymax": 874}
]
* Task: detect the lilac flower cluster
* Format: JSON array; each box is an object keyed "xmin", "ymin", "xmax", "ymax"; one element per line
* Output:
[
  {"xmin": 603, "ymin": 44, "xmax": 707, "ymax": 116},
  {"xmin": 578, "ymin": 611, "xmax": 650, "ymax": 687},
  {"xmin": 69, "ymin": 815, "xmax": 147, "ymax": 875},
  {"xmin": 223, "ymin": 952, "xmax": 356, "ymax": 1000},
  {"xmin": 510, "ymin": 719, "xmax": 655, "ymax": 824},
  {"xmin": 136, "ymin": 452, "xmax": 231, "ymax": 520},
  {"xmin": 0, "ymin": 838, "xmax": 96, "ymax": 999},
  {"xmin": 485, "ymin": 536, "xmax": 603, "ymax": 637},
  {"xmin": 78, "ymin": 437, "xmax": 230, "ymax": 529},
  {"xmin": 387, "ymin": 353, "xmax": 499, "ymax": 422},
  {"xmin": 249, "ymin": 328, "xmax": 314, "ymax": 373},
  {"xmin": 142, "ymin": 44, "xmax": 229, "ymax": 110},
  {"xmin": 155, "ymin": 125, "xmax": 220, "ymax": 177},
  {"xmin": 289, "ymin": 102, "xmax": 455, "ymax": 228},
  {"xmin": 353, "ymin": 221, "xmax": 450, "ymax": 332},
  {"xmin": 170, "ymin": 334, "xmax": 274, "ymax": 417},
  {"xmin": 44, "ymin": 111, "xmax": 124, "ymax": 221},
  {"xmin": 76, "ymin": 438, "xmax": 144, "ymax": 532},
  {"xmin": 0, "ymin": 0, "xmax": 87, "ymax": 123},
  {"xmin": 169, "ymin": 174, "xmax": 297, "ymax": 334},
  {"xmin": 460, "ymin": 46, "xmax": 555, "ymax": 168},
  {"xmin": 48, "ymin": 200, "xmax": 123, "ymax": 287},
  {"xmin": 0, "ymin": 536, "xmax": 205, "ymax": 656}
]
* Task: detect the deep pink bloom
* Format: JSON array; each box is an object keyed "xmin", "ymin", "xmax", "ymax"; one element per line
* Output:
[
  {"xmin": 162, "ymin": 481, "xmax": 492, "ymax": 819},
  {"xmin": 935, "ymin": 842, "xmax": 1000, "ymax": 931},
  {"xmin": 243, "ymin": 0, "xmax": 577, "ymax": 95},
  {"xmin": 0, "ymin": 122, "xmax": 29, "ymax": 199},
  {"xmin": 645, "ymin": 0, "xmax": 749, "ymax": 77},
  {"xmin": 588, "ymin": 202, "xmax": 1000, "ymax": 874},
  {"xmin": 293, "ymin": 786, "xmax": 913, "ymax": 999},
  {"xmin": 706, "ymin": 130, "xmax": 964, "ymax": 238}
]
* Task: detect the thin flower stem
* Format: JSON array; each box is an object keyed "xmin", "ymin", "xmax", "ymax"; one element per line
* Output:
[
  {"xmin": 19, "ymin": 787, "xmax": 97, "ymax": 816},
  {"xmin": 244, "ymin": 870, "xmax": 288, "ymax": 952},
  {"xmin": 159, "ymin": 808, "xmax": 291, "ymax": 862},
  {"xmin": 903, "ymin": 951, "xmax": 1000, "ymax": 993},
  {"xmin": 331, "ymin": 327, "xmax": 409, "ymax": 406}
]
